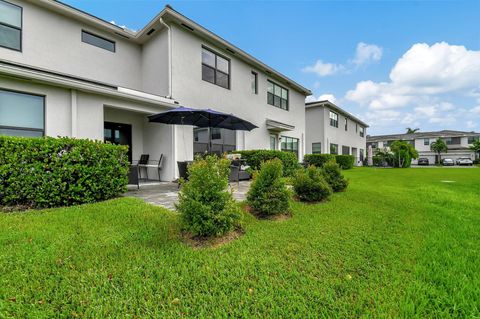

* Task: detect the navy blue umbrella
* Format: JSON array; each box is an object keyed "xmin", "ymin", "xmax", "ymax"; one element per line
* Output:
[{"xmin": 148, "ymin": 107, "xmax": 258, "ymax": 152}]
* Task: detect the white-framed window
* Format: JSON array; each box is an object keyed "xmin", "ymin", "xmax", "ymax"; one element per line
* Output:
[
  {"xmin": 359, "ymin": 126, "xmax": 365, "ymax": 137},
  {"xmin": 424, "ymin": 138, "xmax": 430, "ymax": 146},
  {"xmin": 270, "ymin": 134, "xmax": 277, "ymax": 150},
  {"xmin": 329, "ymin": 111, "xmax": 338, "ymax": 128},
  {"xmin": 330, "ymin": 143, "xmax": 338, "ymax": 155},
  {"xmin": 281, "ymin": 136, "xmax": 298, "ymax": 156}
]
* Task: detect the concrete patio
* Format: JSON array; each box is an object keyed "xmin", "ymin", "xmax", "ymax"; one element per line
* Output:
[{"xmin": 125, "ymin": 181, "xmax": 251, "ymax": 210}]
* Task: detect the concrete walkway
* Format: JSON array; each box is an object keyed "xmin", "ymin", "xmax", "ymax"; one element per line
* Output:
[{"xmin": 125, "ymin": 181, "xmax": 251, "ymax": 210}]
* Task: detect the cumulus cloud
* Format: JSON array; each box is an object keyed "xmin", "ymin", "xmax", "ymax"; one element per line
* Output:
[
  {"xmin": 353, "ymin": 42, "xmax": 383, "ymax": 66},
  {"xmin": 305, "ymin": 93, "xmax": 337, "ymax": 104},
  {"xmin": 302, "ymin": 60, "xmax": 344, "ymax": 77}
]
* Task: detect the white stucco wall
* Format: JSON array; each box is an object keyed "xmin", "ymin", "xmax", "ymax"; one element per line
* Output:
[{"xmin": 141, "ymin": 29, "xmax": 170, "ymax": 97}]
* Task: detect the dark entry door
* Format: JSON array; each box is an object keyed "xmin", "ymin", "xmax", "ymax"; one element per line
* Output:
[{"xmin": 104, "ymin": 122, "xmax": 132, "ymax": 162}]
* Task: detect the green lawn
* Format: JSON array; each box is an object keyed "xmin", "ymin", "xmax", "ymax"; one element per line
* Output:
[{"xmin": 1, "ymin": 168, "xmax": 480, "ymax": 318}]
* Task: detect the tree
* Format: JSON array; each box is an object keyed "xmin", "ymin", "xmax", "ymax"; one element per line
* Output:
[
  {"xmin": 406, "ymin": 127, "xmax": 420, "ymax": 134},
  {"xmin": 430, "ymin": 138, "xmax": 448, "ymax": 164},
  {"xmin": 390, "ymin": 140, "xmax": 419, "ymax": 168},
  {"xmin": 469, "ymin": 140, "xmax": 480, "ymax": 160}
]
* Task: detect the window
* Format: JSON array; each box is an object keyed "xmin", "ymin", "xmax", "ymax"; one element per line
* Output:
[
  {"xmin": 211, "ymin": 127, "xmax": 221, "ymax": 140},
  {"xmin": 344, "ymin": 118, "xmax": 348, "ymax": 131},
  {"xmin": 312, "ymin": 142, "xmax": 322, "ymax": 154},
  {"xmin": 330, "ymin": 143, "xmax": 338, "ymax": 155},
  {"xmin": 267, "ymin": 81, "xmax": 288, "ymax": 110},
  {"xmin": 329, "ymin": 111, "xmax": 338, "ymax": 128},
  {"xmin": 468, "ymin": 136, "xmax": 479, "ymax": 144},
  {"xmin": 0, "ymin": 89, "xmax": 44, "ymax": 137},
  {"xmin": 281, "ymin": 136, "xmax": 299, "ymax": 156},
  {"xmin": 342, "ymin": 146, "xmax": 350, "ymax": 155},
  {"xmin": 0, "ymin": 0, "xmax": 22, "ymax": 51},
  {"xmin": 369, "ymin": 142, "xmax": 378, "ymax": 149},
  {"xmin": 424, "ymin": 138, "xmax": 430, "ymax": 146},
  {"xmin": 360, "ymin": 149, "xmax": 365, "ymax": 162},
  {"xmin": 81, "ymin": 30, "xmax": 115, "ymax": 52},
  {"xmin": 444, "ymin": 137, "xmax": 453, "ymax": 145},
  {"xmin": 359, "ymin": 126, "xmax": 365, "ymax": 137},
  {"xmin": 356, "ymin": 123, "xmax": 358, "ymax": 133},
  {"xmin": 251, "ymin": 71, "xmax": 258, "ymax": 94},
  {"xmin": 193, "ymin": 127, "xmax": 236, "ymax": 154},
  {"xmin": 202, "ymin": 47, "xmax": 230, "ymax": 89},
  {"xmin": 270, "ymin": 134, "xmax": 277, "ymax": 150}
]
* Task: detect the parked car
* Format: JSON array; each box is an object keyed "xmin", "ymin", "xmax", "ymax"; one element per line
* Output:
[
  {"xmin": 456, "ymin": 157, "xmax": 474, "ymax": 166},
  {"xmin": 442, "ymin": 158, "xmax": 455, "ymax": 166},
  {"xmin": 417, "ymin": 158, "xmax": 429, "ymax": 166}
]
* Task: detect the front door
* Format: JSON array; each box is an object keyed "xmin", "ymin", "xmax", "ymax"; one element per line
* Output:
[{"xmin": 104, "ymin": 122, "xmax": 132, "ymax": 162}]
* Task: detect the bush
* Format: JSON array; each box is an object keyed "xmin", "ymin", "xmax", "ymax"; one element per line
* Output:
[
  {"xmin": 234, "ymin": 150, "xmax": 299, "ymax": 177},
  {"xmin": 292, "ymin": 166, "xmax": 332, "ymax": 202},
  {"xmin": 177, "ymin": 155, "xmax": 242, "ymax": 237},
  {"xmin": 322, "ymin": 161, "xmax": 348, "ymax": 192},
  {"xmin": 304, "ymin": 154, "xmax": 336, "ymax": 168},
  {"xmin": 0, "ymin": 136, "xmax": 129, "ymax": 208},
  {"xmin": 335, "ymin": 155, "xmax": 355, "ymax": 170},
  {"xmin": 474, "ymin": 159, "xmax": 480, "ymax": 165},
  {"xmin": 247, "ymin": 159, "xmax": 290, "ymax": 216}
]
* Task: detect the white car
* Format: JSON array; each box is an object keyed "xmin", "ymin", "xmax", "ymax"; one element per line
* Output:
[{"xmin": 456, "ymin": 157, "xmax": 473, "ymax": 166}]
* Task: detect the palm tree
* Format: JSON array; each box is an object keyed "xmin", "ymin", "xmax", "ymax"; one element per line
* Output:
[
  {"xmin": 406, "ymin": 127, "xmax": 420, "ymax": 134},
  {"xmin": 430, "ymin": 138, "xmax": 448, "ymax": 164}
]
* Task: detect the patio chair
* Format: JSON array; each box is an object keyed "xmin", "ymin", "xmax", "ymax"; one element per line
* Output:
[
  {"xmin": 137, "ymin": 154, "xmax": 150, "ymax": 180},
  {"xmin": 128, "ymin": 165, "xmax": 140, "ymax": 189},
  {"xmin": 138, "ymin": 154, "xmax": 164, "ymax": 182},
  {"xmin": 229, "ymin": 159, "xmax": 241, "ymax": 185}
]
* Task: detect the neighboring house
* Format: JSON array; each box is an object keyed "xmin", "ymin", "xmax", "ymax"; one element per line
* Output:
[
  {"xmin": 0, "ymin": 0, "xmax": 311, "ymax": 181},
  {"xmin": 305, "ymin": 100, "xmax": 369, "ymax": 165},
  {"xmin": 367, "ymin": 130, "xmax": 480, "ymax": 164}
]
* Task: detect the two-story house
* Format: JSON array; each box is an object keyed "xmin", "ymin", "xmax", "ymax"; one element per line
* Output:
[
  {"xmin": 305, "ymin": 100, "xmax": 369, "ymax": 165},
  {"xmin": 367, "ymin": 130, "xmax": 480, "ymax": 164},
  {"xmin": 0, "ymin": 0, "xmax": 311, "ymax": 181}
]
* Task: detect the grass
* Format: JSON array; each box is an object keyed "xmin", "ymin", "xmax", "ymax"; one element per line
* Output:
[{"xmin": 1, "ymin": 168, "xmax": 480, "ymax": 318}]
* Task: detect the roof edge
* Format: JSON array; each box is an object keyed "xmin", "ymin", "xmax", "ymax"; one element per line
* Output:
[{"xmin": 306, "ymin": 100, "xmax": 369, "ymax": 128}]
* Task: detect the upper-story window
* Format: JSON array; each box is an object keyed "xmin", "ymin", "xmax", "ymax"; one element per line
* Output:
[
  {"xmin": 267, "ymin": 81, "xmax": 288, "ymax": 110},
  {"xmin": 356, "ymin": 123, "xmax": 358, "ymax": 133},
  {"xmin": 344, "ymin": 118, "xmax": 348, "ymax": 131},
  {"xmin": 202, "ymin": 47, "xmax": 230, "ymax": 89},
  {"xmin": 359, "ymin": 126, "xmax": 365, "ymax": 137},
  {"xmin": 424, "ymin": 138, "xmax": 430, "ymax": 146},
  {"xmin": 0, "ymin": 88, "xmax": 44, "ymax": 137},
  {"xmin": 82, "ymin": 30, "xmax": 115, "ymax": 52},
  {"xmin": 251, "ymin": 71, "xmax": 258, "ymax": 94},
  {"xmin": 329, "ymin": 111, "xmax": 338, "ymax": 128},
  {"xmin": 468, "ymin": 136, "xmax": 479, "ymax": 144},
  {"xmin": 0, "ymin": 0, "xmax": 22, "ymax": 51}
]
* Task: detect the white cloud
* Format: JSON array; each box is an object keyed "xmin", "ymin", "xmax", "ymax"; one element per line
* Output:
[
  {"xmin": 466, "ymin": 121, "xmax": 476, "ymax": 129},
  {"xmin": 414, "ymin": 105, "xmax": 437, "ymax": 117},
  {"xmin": 353, "ymin": 42, "xmax": 383, "ymax": 66},
  {"xmin": 305, "ymin": 93, "xmax": 337, "ymax": 104},
  {"xmin": 471, "ymin": 106, "xmax": 480, "ymax": 114},
  {"xmin": 302, "ymin": 60, "xmax": 344, "ymax": 77}
]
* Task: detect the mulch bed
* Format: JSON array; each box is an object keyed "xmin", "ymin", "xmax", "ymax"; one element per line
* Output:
[
  {"xmin": 244, "ymin": 205, "xmax": 292, "ymax": 221},
  {"xmin": 181, "ymin": 228, "xmax": 245, "ymax": 249}
]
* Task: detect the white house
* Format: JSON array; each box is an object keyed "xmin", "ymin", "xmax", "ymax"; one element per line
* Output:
[
  {"xmin": 305, "ymin": 100, "xmax": 368, "ymax": 164},
  {"xmin": 0, "ymin": 0, "xmax": 311, "ymax": 181},
  {"xmin": 367, "ymin": 130, "xmax": 480, "ymax": 164}
]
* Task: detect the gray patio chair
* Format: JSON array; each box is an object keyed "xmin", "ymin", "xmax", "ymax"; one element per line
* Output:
[
  {"xmin": 138, "ymin": 154, "xmax": 164, "ymax": 181},
  {"xmin": 137, "ymin": 154, "xmax": 150, "ymax": 180},
  {"xmin": 128, "ymin": 165, "xmax": 140, "ymax": 189}
]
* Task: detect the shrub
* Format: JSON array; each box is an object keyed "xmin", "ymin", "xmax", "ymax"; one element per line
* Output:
[
  {"xmin": 247, "ymin": 159, "xmax": 290, "ymax": 216},
  {"xmin": 390, "ymin": 140, "xmax": 418, "ymax": 168},
  {"xmin": 234, "ymin": 150, "xmax": 299, "ymax": 177},
  {"xmin": 304, "ymin": 154, "xmax": 336, "ymax": 168},
  {"xmin": 335, "ymin": 155, "xmax": 355, "ymax": 170},
  {"xmin": 0, "ymin": 136, "xmax": 129, "ymax": 208},
  {"xmin": 292, "ymin": 166, "xmax": 332, "ymax": 202},
  {"xmin": 176, "ymin": 155, "xmax": 242, "ymax": 237},
  {"xmin": 322, "ymin": 161, "xmax": 348, "ymax": 192}
]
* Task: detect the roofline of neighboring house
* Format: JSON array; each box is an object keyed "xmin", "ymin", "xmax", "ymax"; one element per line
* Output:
[
  {"xmin": 31, "ymin": 1, "xmax": 312, "ymax": 95},
  {"xmin": 367, "ymin": 130, "xmax": 480, "ymax": 142},
  {"xmin": 0, "ymin": 60, "xmax": 178, "ymax": 109},
  {"xmin": 306, "ymin": 100, "xmax": 369, "ymax": 128}
]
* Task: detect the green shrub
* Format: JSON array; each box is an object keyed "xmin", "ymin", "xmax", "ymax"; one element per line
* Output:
[
  {"xmin": 177, "ymin": 155, "xmax": 242, "ymax": 237},
  {"xmin": 234, "ymin": 150, "xmax": 299, "ymax": 177},
  {"xmin": 335, "ymin": 155, "xmax": 355, "ymax": 169},
  {"xmin": 247, "ymin": 159, "xmax": 290, "ymax": 216},
  {"xmin": 0, "ymin": 136, "xmax": 129, "ymax": 208},
  {"xmin": 304, "ymin": 154, "xmax": 336, "ymax": 168},
  {"xmin": 322, "ymin": 161, "xmax": 348, "ymax": 192},
  {"xmin": 292, "ymin": 166, "xmax": 332, "ymax": 202}
]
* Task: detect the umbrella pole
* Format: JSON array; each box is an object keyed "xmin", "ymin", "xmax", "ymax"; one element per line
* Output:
[{"xmin": 208, "ymin": 127, "xmax": 212, "ymax": 154}]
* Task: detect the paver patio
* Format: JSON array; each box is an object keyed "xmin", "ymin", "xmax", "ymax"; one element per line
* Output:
[{"xmin": 126, "ymin": 181, "xmax": 251, "ymax": 210}]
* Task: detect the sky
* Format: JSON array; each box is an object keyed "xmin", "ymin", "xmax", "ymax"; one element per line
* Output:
[{"xmin": 63, "ymin": 0, "xmax": 480, "ymax": 136}]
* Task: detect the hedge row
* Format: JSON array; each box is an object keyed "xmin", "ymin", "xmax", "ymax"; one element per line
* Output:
[
  {"xmin": 303, "ymin": 154, "xmax": 355, "ymax": 170},
  {"xmin": 0, "ymin": 136, "xmax": 129, "ymax": 208},
  {"xmin": 234, "ymin": 150, "xmax": 299, "ymax": 176}
]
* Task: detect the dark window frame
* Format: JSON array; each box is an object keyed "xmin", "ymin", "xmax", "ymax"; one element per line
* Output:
[
  {"xmin": 81, "ymin": 30, "xmax": 116, "ymax": 52},
  {"xmin": 201, "ymin": 46, "xmax": 231, "ymax": 89},
  {"xmin": 0, "ymin": 0, "xmax": 22, "ymax": 52},
  {"xmin": 281, "ymin": 136, "xmax": 299, "ymax": 156},
  {"xmin": 330, "ymin": 143, "xmax": 338, "ymax": 155},
  {"xmin": 267, "ymin": 80, "xmax": 289, "ymax": 111},
  {"xmin": 359, "ymin": 126, "xmax": 365, "ymax": 137},
  {"xmin": 344, "ymin": 117, "xmax": 348, "ymax": 131},
  {"xmin": 424, "ymin": 138, "xmax": 430, "ymax": 146},
  {"xmin": 251, "ymin": 71, "xmax": 258, "ymax": 94},
  {"xmin": 0, "ymin": 87, "xmax": 45, "ymax": 136},
  {"xmin": 312, "ymin": 142, "xmax": 322, "ymax": 154},
  {"xmin": 329, "ymin": 111, "xmax": 338, "ymax": 128}
]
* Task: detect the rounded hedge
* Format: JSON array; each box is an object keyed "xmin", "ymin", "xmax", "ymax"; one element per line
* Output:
[
  {"xmin": 323, "ymin": 161, "xmax": 349, "ymax": 192},
  {"xmin": 0, "ymin": 136, "xmax": 129, "ymax": 208},
  {"xmin": 234, "ymin": 150, "xmax": 299, "ymax": 177},
  {"xmin": 292, "ymin": 166, "xmax": 332, "ymax": 202},
  {"xmin": 335, "ymin": 155, "xmax": 355, "ymax": 170},
  {"xmin": 303, "ymin": 154, "xmax": 336, "ymax": 168}
]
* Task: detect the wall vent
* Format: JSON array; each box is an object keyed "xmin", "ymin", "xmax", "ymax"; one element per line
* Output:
[
  {"xmin": 147, "ymin": 28, "xmax": 156, "ymax": 36},
  {"xmin": 181, "ymin": 23, "xmax": 194, "ymax": 32}
]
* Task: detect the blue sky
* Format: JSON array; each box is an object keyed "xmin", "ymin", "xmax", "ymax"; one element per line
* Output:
[{"xmin": 64, "ymin": 0, "xmax": 480, "ymax": 135}]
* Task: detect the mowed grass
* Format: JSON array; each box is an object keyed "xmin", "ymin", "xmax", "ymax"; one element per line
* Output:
[{"xmin": 1, "ymin": 168, "xmax": 480, "ymax": 318}]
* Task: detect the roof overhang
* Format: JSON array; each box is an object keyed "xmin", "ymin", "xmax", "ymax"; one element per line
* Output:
[
  {"xmin": 266, "ymin": 119, "xmax": 295, "ymax": 132},
  {"xmin": 306, "ymin": 100, "xmax": 369, "ymax": 128}
]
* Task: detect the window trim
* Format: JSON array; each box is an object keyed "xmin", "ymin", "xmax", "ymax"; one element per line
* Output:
[
  {"xmin": 344, "ymin": 117, "xmax": 348, "ymax": 131},
  {"xmin": 251, "ymin": 71, "xmax": 258, "ymax": 94},
  {"xmin": 81, "ymin": 29, "xmax": 116, "ymax": 52},
  {"xmin": 267, "ymin": 80, "xmax": 289, "ymax": 111},
  {"xmin": 280, "ymin": 135, "xmax": 299, "ymax": 156},
  {"xmin": 201, "ymin": 45, "xmax": 231, "ymax": 90},
  {"xmin": 0, "ymin": 0, "xmax": 22, "ymax": 52},
  {"xmin": 329, "ymin": 111, "xmax": 339, "ymax": 128},
  {"xmin": 312, "ymin": 142, "xmax": 322, "ymax": 154},
  {"xmin": 0, "ymin": 87, "xmax": 46, "ymax": 136},
  {"xmin": 330, "ymin": 143, "xmax": 339, "ymax": 155}
]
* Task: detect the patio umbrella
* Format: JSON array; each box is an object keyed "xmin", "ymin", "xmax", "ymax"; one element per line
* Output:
[{"xmin": 148, "ymin": 107, "xmax": 258, "ymax": 152}]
